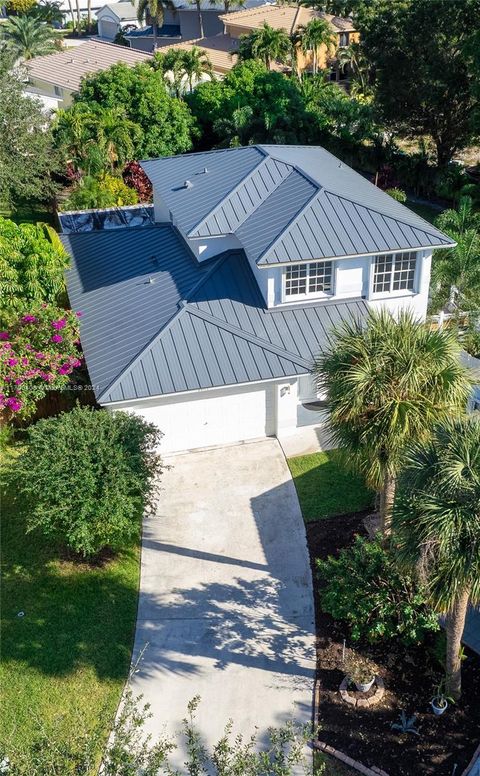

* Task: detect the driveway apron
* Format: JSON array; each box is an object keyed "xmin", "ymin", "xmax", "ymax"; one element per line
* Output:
[{"xmin": 130, "ymin": 438, "xmax": 316, "ymax": 763}]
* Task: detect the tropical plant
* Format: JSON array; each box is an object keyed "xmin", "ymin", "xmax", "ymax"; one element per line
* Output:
[
  {"xmin": 190, "ymin": 0, "xmax": 204, "ymax": 38},
  {"xmin": 14, "ymin": 405, "xmax": 164, "ymax": 557},
  {"xmin": 385, "ymin": 187, "xmax": 407, "ymax": 203},
  {"xmin": 238, "ymin": 22, "xmax": 291, "ymax": 70},
  {"xmin": 391, "ymin": 712, "xmax": 420, "ymax": 736},
  {"xmin": 0, "ymin": 64, "xmax": 60, "ymax": 208},
  {"xmin": 5, "ymin": 0, "xmax": 36, "ymax": 13},
  {"xmin": 28, "ymin": 0, "xmax": 65, "ymax": 25},
  {"xmin": 180, "ymin": 46, "xmax": 213, "ymax": 91},
  {"xmin": 134, "ymin": 0, "xmax": 175, "ymax": 47},
  {"xmin": 0, "ymin": 15, "xmax": 60, "ymax": 60},
  {"xmin": 0, "ymin": 304, "xmax": 81, "ymax": 421},
  {"xmin": 392, "ymin": 416, "xmax": 480, "ymax": 699},
  {"xmin": 96, "ymin": 107, "xmax": 141, "ymax": 172},
  {"xmin": 209, "ymin": 0, "xmax": 245, "ymax": 12},
  {"xmin": 299, "ymin": 72, "xmax": 375, "ymax": 145},
  {"xmin": 63, "ymin": 173, "xmax": 138, "ymax": 210},
  {"xmin": 335, "ymin": 41, "xmax": 372, "ymax": 98},
  {"xmin": 313, "ymin": 309, "xmax": 471, "ymax": 535},
  {"xmin": 122, "ymin": 161, "xmax": 153, "ymax": 201},
  {"xmin": 431, "ymin": 196, "xmax": 480, "ymax": 313},
  {"xmin": 317, "ymin": 535, "xmax": 439, "ymax": 645},
  {"xmin": 296, "ymin": 17, "xmax": 335, "ymax": 76},
  {"xmin": 0, "ymin": 218, "xmax": 69, "ymax": 312}
]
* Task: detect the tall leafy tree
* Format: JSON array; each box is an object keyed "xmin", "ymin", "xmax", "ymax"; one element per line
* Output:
[
  {"xmin": 238, "ymin": 23, "xmax": 292, "ymax": 70},
  {"xmin": 313, "ymin": 309, "xmax": 471, "ymax": 536},
  {"xmin": 28, "ymin": 0, "xmax": 65, "ymax": 25},
  {"xmin": 0, "ymin": 63, "xmax": 59, "ymax": 209},
  {"xmin": 358, "ymin": 0, "xmax": 480, "ymax": 167},
  {"xmin": 296, "ymin": 17, "xmax": 335, "ymax": 75},
  {"xmin": 179, "ymin": 47, "xmax": 213, "ymax": 92},
  {"xmin": 431, "ymin": 196, "xmax": 480, "ymax": 313},
  {"xmin": 134, "ymin": 0, "xmax": 175, "ymax": 48},
  {"xmin": 393, "ymin": 417, "xmax": 480, "ymax": 699},
  {"xmin": 335, "ymin": 41, "xmax": 372, "ymax": 99},
  {"xmin": 0, "ymin": 15, "xmax": 60, "ymax": 60}
]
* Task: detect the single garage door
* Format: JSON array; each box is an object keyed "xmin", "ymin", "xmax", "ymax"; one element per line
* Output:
[
  {"xmin": 127, "ymin": 384, "xmax": 275, "ymax": 454},
  {"xmin": 98, "ymin": 18, "xmax": 119, "ymax": 40}
]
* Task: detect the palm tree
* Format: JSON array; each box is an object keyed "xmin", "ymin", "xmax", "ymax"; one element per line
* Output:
[
  {"xmin": 313, "ymin": 309, "xmax": 471, "ymax": 536},
  {"xmin": 336, "ymin": 41, "xmax": 371, "ymax": 98},
  {"xmin": 393, "ymin": 417, "xmax": 480, "ymax": 700},
  {"xmin": 431, "ymin": 196, "xmax": 480, "ymax": 314},
  {"xmin": 53, "ymin": 104, "xmax": 95, "ymax": 169},
  {"xmin": 96, "ymin": 108, "xmax": 141, "ymax": 172},
  {"xmin": 190, "ymin": 0, "xmax": 204, "ymax": 38},
  {"xmin": 134, "ymin": 0, "xmax": 175, "ymax": 49},
  {"xmin": 296, "ymin": 17, "xmax": 335, "ymax": 76},
  {"xmin": 29, "ymin": 0, "xmax": 65, "ymax": 26},
  {"xmin": 238, "ymin": 23, "xmax": 291, "ymax": 70},
  {"xmin": 180, "ymin": 46, "xmax": 213, "ymax": 91},
  {"xmin": 210, "ymin": 0, "xmax": 245, "ymax": 13},
  {"xmin": 0, "ymin": 16, "xmax": 60, "ymax": 60}
]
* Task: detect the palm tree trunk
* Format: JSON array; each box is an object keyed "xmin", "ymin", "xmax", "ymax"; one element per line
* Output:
[
  {"xmin": 67, "ymin": 0, "xmax": 75, "ymax": 28},
  {"xmin": 87, "ymin": 0, "xmax": 92, "ymax": 32},
  {"xmin": 196, "ymin": 0, "xmax": 204, "ymax": 38},
  {"xmin": 75, "ymin": 0, "xmax": 81, "ymax": 35},
  {"xmin": 445, "ymin": 588, "xmax": 470, "ymax": 700},
  {"xmin": 379, "ymin": 473, "xmax": 396, "ymax": 538},
  {"xmin": 313, "ymin": 49, "xmax": 317, "ymax": 76},
  {"xmin": 152, "ymin": 21, "xmax": 158, "ymax": 50}
]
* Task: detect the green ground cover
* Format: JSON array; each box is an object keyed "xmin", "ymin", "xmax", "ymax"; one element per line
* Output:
[
  {"xmin": 288, "ymin": 450, "xmax": 373, "ymax": 522},
  {"xmin": 0, "ymin": 443, "xmax": 140, "ymax": 768}
]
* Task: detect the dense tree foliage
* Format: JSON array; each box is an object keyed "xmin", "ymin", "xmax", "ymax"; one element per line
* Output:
[
  {"xmin": 15, "ymin": 406, "xmax": 164, "ymax": 558},
  {"xmin": 62, "ymin": 173, "xmax": 139, "ymax": 211},
  {"xmin": 0, "ymin": 217, "xmax": 69, "ymax": 312},
  {"xmin": 358, "ymin": 0, "xmax": 480, "ymax": 166},
  {"xmin": 0, "ymin": 15, "xmax": 60, "ymax": 60},
  {"xmin": 73, "ymin": 63, "xmax": 197, "ymax": 159},
  {"xmin": 0, "ymin": 65, "xmax": 59, "ymax": 209},
  {"xmin": 237, "ymin": 23, "xmax": 292, "ymax": 70}
]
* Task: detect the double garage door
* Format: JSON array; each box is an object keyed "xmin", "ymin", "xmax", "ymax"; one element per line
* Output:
[{"xmin": 128, "ymin": 384, "xmax": 276, "ymax": 454}]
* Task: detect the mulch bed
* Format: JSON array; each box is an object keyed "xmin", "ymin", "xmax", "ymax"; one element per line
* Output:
[{"xmin": 306, "ymin": 512, "xmax": 480, "ymax": 776}]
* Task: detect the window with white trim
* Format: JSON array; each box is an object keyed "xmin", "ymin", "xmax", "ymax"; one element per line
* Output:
[
  {"xmin": 285, "ymin": 261, "xmax": 333, "ymax": 298},
  {"xmin": 372, "ymin": 252, "xmax": 417, "ymax": 294}
]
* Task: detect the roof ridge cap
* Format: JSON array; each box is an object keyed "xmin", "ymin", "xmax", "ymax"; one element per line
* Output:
[
  {"xmin": 187, "ymin": 305, "xmax": 312, "ymax": 368},
  {"xmin": 186, "ymin": 148, "xmax": 270, "ymax": 237}
]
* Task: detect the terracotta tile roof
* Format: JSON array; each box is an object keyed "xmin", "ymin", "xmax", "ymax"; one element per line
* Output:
[
  {"xmin": 27, "ymin": 40, "xmax": 152, "ymax": 92},
  {"xmin": 159, "ymin": 34, "xmax": 239, "ymax": 73},
  {"xmin": 219, "ymin": 5, "xmax": 356, "ymax": 34}
]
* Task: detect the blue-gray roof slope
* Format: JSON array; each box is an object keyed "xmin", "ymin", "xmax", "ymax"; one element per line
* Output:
[
  {"xmin": 140, "ymin": 145, "xmax": 455, "ymax": 264},
  {"xmin": 63, "ymin": 218, "xmax": 368, "ymax": 404}
]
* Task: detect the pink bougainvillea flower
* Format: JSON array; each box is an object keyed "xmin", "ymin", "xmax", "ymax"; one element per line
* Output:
[
  {"xmin": 58, "ymin": 364, "xmax": 72, "ymax": 375},
  {"xmin": 7, "ymin": 358, "xmax": 18, "ymax": 366},
  {"xmin": 35, "ymin": 352, "xmax": 46, "ymax": 360},
  {"xmin": 76, "ymin": 311, "xmax": 83, "ymax": 318},
  {"xmin": 22, "ymin": 315, "xmax": 37, "ymax": 324},
  {"xmin": 25, "ymin": 344, "xmax": 34, "ymax": 351},
  {"xmin": 14, "ymin": 378, "xmax": 23, "ymax": 385},
  {"xmin": 21, "ymin": 357, "xmax": 29, "ymax": 366},
  {"xmin": 51, "ymin": 319, "xmax": 66, "ymax": 330},
  {"xmin": 2, "ymin": 342, "xmax": 11, "ymax": 350},
  {"xmin": 51, "ymin": 334, "xmax": 63, "ymax": 343},
  {"xmin": 0, "ymin": 332, "xmax": 9, "ymax": 340},
  {"xmin": 5, "ymin": 397, "xmax": 22, "ymax": 412}
]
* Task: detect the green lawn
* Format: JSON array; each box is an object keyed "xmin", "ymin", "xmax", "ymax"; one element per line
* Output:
[
  {"xmin": 288, "ymin": 450, "xmax": 373, "ymax": 522},
  {"xmin": 0, "ymin": 444, "xmax": 140, "ymax": 769}
]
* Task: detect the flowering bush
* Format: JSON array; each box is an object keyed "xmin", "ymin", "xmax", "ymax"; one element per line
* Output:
[
  {"xmin": 0, "ymin": 303, "xmax": 81, "ymax": 421},
  {"xmin": 14, "ymin": 406, "xmax": 164, "ymax": 557},
  {"xmin": 122, "ymin": 161, "xmax": 153, "ymax": 202}
]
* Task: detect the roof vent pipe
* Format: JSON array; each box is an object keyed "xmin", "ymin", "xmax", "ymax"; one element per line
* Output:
[
  {"xmin": 184, "ymin": 180, "xmax": 193, "ymax": 189},
  {"xmin": 203, "ymin": 167, "xmax": 208, "ymax": 174}
]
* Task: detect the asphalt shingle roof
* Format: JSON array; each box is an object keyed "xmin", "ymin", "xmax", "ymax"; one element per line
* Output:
[{"xmin": 141, "ymin": 145, "xmax": 454, "ymax": 265}]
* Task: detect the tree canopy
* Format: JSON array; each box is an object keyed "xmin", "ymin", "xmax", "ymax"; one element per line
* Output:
[
  {"xmin": 73, "ymin": 62, "xmax": 197, "ymax": 159},
  {"xmin": 358, "ymin": 0, "xmax": 480, "ymax": 166}
]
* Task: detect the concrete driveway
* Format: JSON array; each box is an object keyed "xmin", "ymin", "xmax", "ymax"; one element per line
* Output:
[{"xmin": 130, "ymin": 439, "xmax": 315, "ymax": 763}]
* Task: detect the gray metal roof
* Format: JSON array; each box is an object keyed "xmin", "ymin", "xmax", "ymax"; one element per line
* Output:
[
  {"xmin": 63, "ymin": 220, "xmax": 368, "ymax": 404},
  {"xmin": 140, "ymin": 145, "xmax": 455, "ymax": 264}
]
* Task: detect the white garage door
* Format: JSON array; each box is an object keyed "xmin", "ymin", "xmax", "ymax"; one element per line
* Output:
[
  {"xmin": 98, "ymin": 18, "xmax": 119, "ymax": 40},
  {"xmin": 126, "ymin": 384, "xmax": 275, "ymax": 454}
]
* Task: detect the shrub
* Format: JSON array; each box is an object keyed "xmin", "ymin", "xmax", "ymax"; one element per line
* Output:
[
  {"xmin": 317, "ymin": 535, "xmax": 439, "ymax": 645},
  {"xmin": 385, "ymin": 187, "xmax": 407, "ymax": 202},
  {"xmin": 122, "ymin": 161, "xmax": 152, "ymax": 202},
  {"xmin": 0, "ymin": 303, "xmax": 81, "ymax": 421},
  {"xmin": 63, "ymin": 174, "xmax": 138, "ymax": 211},
  {"xmin": 14, "ymin": 405, "xmax": 163, "ymax": 557},
  {"xmin": 6, "ymin": 0, "xmax": 36, "ymax": 13}
]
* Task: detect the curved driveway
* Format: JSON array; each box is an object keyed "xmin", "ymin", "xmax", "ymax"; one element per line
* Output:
[{"xmin": 130, "ymin": 438, "xmax": 315, "ymax": 762}]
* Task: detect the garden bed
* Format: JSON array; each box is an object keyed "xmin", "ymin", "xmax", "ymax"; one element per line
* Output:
[{"xmin": 307, "ymin": 513, "xmax": 480, "ymax": 776}]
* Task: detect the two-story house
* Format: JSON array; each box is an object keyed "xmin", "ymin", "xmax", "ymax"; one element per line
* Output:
[{"xmin": 61, "ymin": 145, "xmax": 454, "ymax": 454}]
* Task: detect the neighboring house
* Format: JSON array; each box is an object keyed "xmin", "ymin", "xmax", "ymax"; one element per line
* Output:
[
  {"xmin": 25, "ymin": 40, "xmax": 152, "ymax": 108},
  {"xmin": 125, "ymin": 0, "xmax": 270, "ymax": 53},
  {"xmin": 150, "ymin": 5, "xmax": 357, "ymax": 77},
  {"xmin": 96, "ymin": 2, "xmax": 139, "ymax": 40},
  {"xmin": 61, "ymin": 145, "xmax": 454, "ymax": 454}
]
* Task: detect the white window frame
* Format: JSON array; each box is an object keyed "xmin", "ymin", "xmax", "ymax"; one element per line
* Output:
[
  {"xmin": 282, "ymin": 261, "xmax": 335, "ymax": 302},
  {"xmin": 370, "ymin": 251, "xmax": 418, "ymax": 297}
]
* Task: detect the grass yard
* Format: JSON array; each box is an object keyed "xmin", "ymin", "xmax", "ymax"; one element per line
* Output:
[
  {"xmin": 0, "ymin": 444, "xmax": 140, "ymax": 770},
  {"xmin": 288, "ymin": 450, "xmax": 373, "ymax": 522}
]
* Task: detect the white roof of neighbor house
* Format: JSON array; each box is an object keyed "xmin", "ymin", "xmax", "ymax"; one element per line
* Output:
[
  {"xmin": 220, "ymin": 5, "xmax": 356, "ymax": 34},
  {"xmin": 27, "ymin": 39, "xmax": 152, "ymax": 91},
  {"xmin": 97, "ymin": 1, "xmax": 139, "ymax": 20}
]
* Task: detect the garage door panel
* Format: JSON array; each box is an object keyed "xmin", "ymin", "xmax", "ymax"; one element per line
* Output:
[{"xmin": 126, "ymin": 385, "xmax": 275, "ymax": 453}]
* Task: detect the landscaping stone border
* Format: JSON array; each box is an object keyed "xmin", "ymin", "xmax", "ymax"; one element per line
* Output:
[{"xmin": 339, "ymin": 675, "xmax": 385, "ymax": 708}]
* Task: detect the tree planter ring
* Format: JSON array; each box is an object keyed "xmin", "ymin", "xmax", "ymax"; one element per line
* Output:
[{"xmin": 339, "ymin": 675, "xmax": 385, "ymax": 708}]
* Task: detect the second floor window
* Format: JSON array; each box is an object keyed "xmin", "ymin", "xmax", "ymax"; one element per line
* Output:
[
  {"xmin": 373, "ymin": 252, "xmax": 417, "ymax": 294},
  {"xmin": 285, "ymin": 261, "xmax": 333, "ymax": 298}
]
